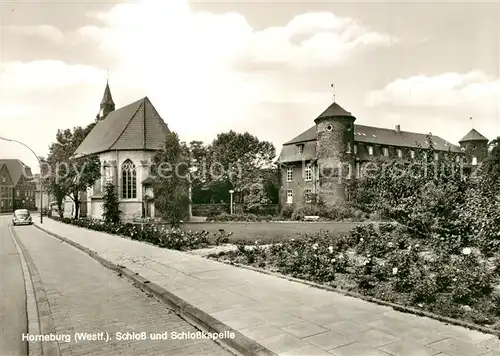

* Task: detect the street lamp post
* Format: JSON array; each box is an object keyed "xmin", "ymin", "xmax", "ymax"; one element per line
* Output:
[
  {"xmin": 229, "ymin": 190, "xmax": 234, "ymax": 215},
  {"xmin": 0, "ymin": 136, "xmax": 43, "ymax": 223}
]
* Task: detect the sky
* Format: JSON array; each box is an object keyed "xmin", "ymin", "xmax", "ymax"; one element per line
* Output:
[{"xmin": 1, "ymin": 0, "xmax": 500, "ymax": 173}]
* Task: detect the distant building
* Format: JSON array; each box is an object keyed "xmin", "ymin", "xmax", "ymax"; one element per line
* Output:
[
  {"xmin": 73, "ymin": 82, "xmax": 171, "ymax": 221},
  {"xmin": 0, "ymin": 159, "xmax": 37, "ymax": 213},
  {"xmin": 278, "ymin": 101, "xmax": 489, "ymax": 208},
  {"xmin": 33, "ymin": 174, "xmax": 53, "ymax": 211}
]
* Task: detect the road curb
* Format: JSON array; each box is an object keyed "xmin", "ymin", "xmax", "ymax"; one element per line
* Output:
[
  {"xmin": 211, "ymin": 258, "xmax": 500, "ymax": 339},
  {"xmin": 10, "ymin": 225, "xmax": 61, "ymax": 356},
  {"xmin": 34, "ymin": 223, "xmax": 277, "ymax": 356}
]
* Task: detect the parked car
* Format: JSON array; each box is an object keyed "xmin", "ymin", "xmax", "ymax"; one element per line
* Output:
[{"xmin": 12, "ymin": 209, "xmax": 33, "ymax": 226}]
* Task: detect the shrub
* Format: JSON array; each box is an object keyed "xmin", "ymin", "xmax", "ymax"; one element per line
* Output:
[
  {"xmin": 280, "ymin": 205, "xmax": 294, "ymax": 219},
  {"xmin": 50, "ymin": 216, "xmax": 231, "ymax": 250},
  {"xmin": 102, "ymin": 183, "xmax": 121, "ymax": 224}
]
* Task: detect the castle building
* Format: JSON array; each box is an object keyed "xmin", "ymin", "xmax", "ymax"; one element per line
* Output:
[
  {"xmin": 278, "ymin": 101, "xmax": 489, "ymax": 208},
  {"xmin": 73, "ymin": 82, "xmax": 170, "ymax": 221}
]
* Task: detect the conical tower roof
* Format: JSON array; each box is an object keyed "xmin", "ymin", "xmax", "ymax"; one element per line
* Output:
[
  {"xmin": 459, "ymin": 128, "xmax": 488, "ymax": 143},
  {"xmin": 314, "ymin": 102, "xmax": 354, "ymax": 123},
  {"xmin": 100, "ymin": 81, "xmax": 114, "ymax": 106}
]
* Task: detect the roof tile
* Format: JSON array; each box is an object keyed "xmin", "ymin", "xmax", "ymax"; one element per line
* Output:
[{"xmin": 74, "ymin": 97, "xmax": 170, "ymax": 157}]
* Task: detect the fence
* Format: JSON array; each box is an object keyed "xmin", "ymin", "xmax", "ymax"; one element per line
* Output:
[
  {"xmin": 192, "ymin": 203, "xmax": 229, "ymax": 217},
  {"xmin": 192, "ymin": 203, "xmax": 280, "ymax": 216}
]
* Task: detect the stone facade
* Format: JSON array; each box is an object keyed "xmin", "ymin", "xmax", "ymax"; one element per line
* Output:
[
  {"xmin": 85, "ymin": 150, "xmax": 157, "ymax": 221},
  {"xmin": 315, "ymin": 114, "xmax": 355, "ymax": 205}
]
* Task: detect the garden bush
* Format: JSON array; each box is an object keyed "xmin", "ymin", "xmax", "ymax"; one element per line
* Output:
[
  {"xmin": 50, "ymin": 216, "xmax": 231, "ymax": 250},
  {"xmin": 210, "ymin": 222, "xmax": 500, "ymax": 328},
  {"xmin": 280, "ymin": 205, "xmax": 294, "ymax": 219}
]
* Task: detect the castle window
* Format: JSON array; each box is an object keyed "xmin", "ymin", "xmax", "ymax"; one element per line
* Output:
[
  {"xmin": 1, "ymin": 176, "xmax": 5, "ymax": 183},
  {"xmin": 368, "ymin": 146, "xmax": 374, "ymax": 155},
  {"xmin": 383, "ymin": 147, "xmax": 389, "ymax": 157},
  {"xmin": 121, "ymin": 159, "xmax": 137, "ymax": 199},
  {"xmin": 397, "ymin": 149, "xmax": 403, "ymax": 158},
  {"xmin": 354, "ymin": 144, "xmax": 358, "ymax": 154},
  {"xmin": 410, "ymin": 150, "xmax": 415, "ymax": 159},
  {"xmin": 472, "ymin": 156, "xmax": 477, "ymax": 165},
  {"xmin": 434, "ymin": 152, "xmax": 439, "ymax": 161},
  {"xmin": 346, "ymin": 142, "xmax": 351, "ymax": 153},
  {"xmin": 326, "ymin": 124, "xmax": 333, "ymax": 132},
  {"xmin": 297, "ymin": 145, "xmax": 303, "ymax": 155},
  {"xmin": 286, "ymin": 167, "xmax": 293, "ymax": 182},
  {"xmin": 304, "ymin": 165, "xmax": 312, "ymax": 181},
  {"xmin": 286, "ymin": 190, "xmax": 293, "ymax": 204}
]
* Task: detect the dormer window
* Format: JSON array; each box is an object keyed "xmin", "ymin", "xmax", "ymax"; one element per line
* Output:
[
  {"xmin": 99, "ymin": 108, "xmax": 104, "ymax": 117},
  {"xmin": 368, "ymin": 146, "xmax": 374, "ymax": 155},
  {"xmin": 297, "ymin": 144, "xmax": 304, "ymax": 155}
]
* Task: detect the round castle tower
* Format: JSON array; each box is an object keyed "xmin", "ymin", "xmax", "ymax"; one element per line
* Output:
[
  {"xmin": 458, "ymin": 128, "xmax": 489, "ymax": 165},
  {"xmin": 314, "ymin": 102, "xmax": 356, "ymax": 205}
]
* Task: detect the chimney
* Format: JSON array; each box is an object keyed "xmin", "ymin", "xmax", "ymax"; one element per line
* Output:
[{"xmin": 395, "ymin": 125, "xmax": 401, "ymax": 133}]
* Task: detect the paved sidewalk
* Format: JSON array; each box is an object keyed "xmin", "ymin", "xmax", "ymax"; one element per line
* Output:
[
  {"xmin": 36, "ymin": 219, "xmax": 500, "ymax": 356},
  {"xmin": 13, "ymin": 221, "xmax": 232, "ymax": 356}
]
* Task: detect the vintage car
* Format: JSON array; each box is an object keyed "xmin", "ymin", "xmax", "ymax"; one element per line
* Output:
[{"xmin": 12, "ymin": 209, "xmax": 33, "ymax": 226}]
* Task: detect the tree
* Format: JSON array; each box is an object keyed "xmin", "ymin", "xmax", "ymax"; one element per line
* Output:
[
  {"xmin": 207, "ymin": 131, "xmax": 276, "ymax": 199},
  {"xmin": 102, "ymin": 183, "xmax": 120, "ymax": 223},
  {"xmin": 45, "ymin": 123, "xmax": 101, "ymax": 218},
  {"xmin": 153, "ymin": 132, "xmax": 190, "ymax": 227}
]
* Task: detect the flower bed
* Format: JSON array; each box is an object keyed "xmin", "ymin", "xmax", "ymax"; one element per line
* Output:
[
  {"xmin": 208, "ymin": 223, "xmax": 500, "ymax": 330},
  {"xmin": 51, "ymin": 216, "xmax": 230, "ymax": 250}
]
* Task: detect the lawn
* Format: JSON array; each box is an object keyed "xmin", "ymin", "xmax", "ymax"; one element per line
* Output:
[{"xmin": 177, "ymin": 221, "xmax": 377, "ymax": 243}]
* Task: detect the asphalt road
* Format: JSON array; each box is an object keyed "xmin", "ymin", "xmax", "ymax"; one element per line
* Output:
[
  {"xmin": 0, "ymin": 215, "xmax": 28, "ymax": 356},
  {"xmin": 10, "ymin": 218, "xmax": 233, "ymax": 356}
]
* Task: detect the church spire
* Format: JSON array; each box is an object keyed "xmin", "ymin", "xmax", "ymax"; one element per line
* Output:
[{"xmin": 97, "ymin": 79, "xmax": 115, "ymax": 120}]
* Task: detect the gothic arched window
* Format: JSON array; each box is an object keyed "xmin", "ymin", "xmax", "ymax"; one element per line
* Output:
[{"xmin": 121, "ymin": 159, "xmax": 137, "ymax": 199}]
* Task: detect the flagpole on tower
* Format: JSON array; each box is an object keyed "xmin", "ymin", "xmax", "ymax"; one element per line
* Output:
[{"xmin": 331, "ymin": 83, "xmax": 335, "ymax": 102}]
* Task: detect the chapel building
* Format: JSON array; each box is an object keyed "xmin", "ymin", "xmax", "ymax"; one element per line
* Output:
[{"xmin": 73, "ymin": 82, "xmax": 170, "ymax": 221}]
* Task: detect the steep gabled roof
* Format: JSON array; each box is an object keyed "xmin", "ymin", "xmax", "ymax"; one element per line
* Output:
[
  {"xmin": 459, "ymin": 129, "xmax": 488, "ymax": 143},
  {"xmin": 0, "ymin": 159, "xmax": 32, "ymax": 186},
  {"xmin": 285, "ymin": 124, "xmax": 460, "ymax": 152},
  {"xmin": 280, "ymin": 124, "xmax": 462, "ymax": 163},
  {"xmin": 74, "ymin": 97, "xmax": 170, "ymax": 157}
]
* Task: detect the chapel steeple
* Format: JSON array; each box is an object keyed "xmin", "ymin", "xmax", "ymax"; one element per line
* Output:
[{"xmin": 97, "ymin": 80, "xmax": 115, "ymax": 120}]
